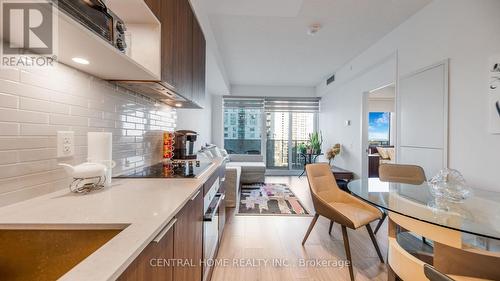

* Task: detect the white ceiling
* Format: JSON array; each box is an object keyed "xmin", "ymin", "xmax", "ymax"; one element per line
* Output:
[{"xmin": 206, "ymin": 0, "xmax": 432, "ymax": 87}]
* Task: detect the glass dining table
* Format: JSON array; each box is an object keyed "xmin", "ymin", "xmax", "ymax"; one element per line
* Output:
[
  {"xmin": 348, "ymin": 178, "xmax": 500, "ymax": 243},
  {"xmin": 348, "ymin": 178, "xmax": 500, "ymax": 280}
]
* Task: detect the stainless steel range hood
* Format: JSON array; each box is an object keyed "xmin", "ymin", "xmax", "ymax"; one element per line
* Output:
[{"xmin": 113, "ymin": 81, "xmax": 202, "ymax": 109}]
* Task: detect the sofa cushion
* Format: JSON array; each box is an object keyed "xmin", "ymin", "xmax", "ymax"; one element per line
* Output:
[
  {"xmin": 227, "ymin": 162, "xmax": 266, "ymax": 172},
  {"xmin": 229, "ymin": 154, "xmax": 264, "ymax": 163}
]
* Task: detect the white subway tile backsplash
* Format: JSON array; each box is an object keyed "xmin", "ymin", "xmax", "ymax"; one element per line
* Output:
[
  {"xmin": 0, "ymin": 93, "xmax": 18, "ymax": 109},
  {"xmin": 0, "ymin": 68, "xmax": 20, "ymax": 81},
  {"xmin": 0, "ymin": 79, "xmax": 54, "ymax": 100},
  {"xmin": 0, "ymin": 159, "xmax": 55, "ymax": 178},
  {"xmin": 0, "ymin": 63, "xmax": 176, "ymax": 207},
  {"xmin": 19, "ymin": 148, "xmax": 56, "ymax": 162},
  {"xmin": 0, "ymin": 108, "xmax": 49, "ymax": 124},
  {"xmin": 88, "ymin": 118, "xmax": 114, "ymax": 128},
  {"xmin": 0, "ymin": 137, "xmax": 51, "ymax": 150},
  {"xmin": 20, "ymin": 97, "xmax": 51, "ymax": 112},
  {"xmin": 19, "ymin": 97, "xmax": 70, "ymax": 115},
  {"xmin": 0, "ymin": 122, "xmax": 19, "ymax": 135},
  {"xmin": 0, "ymin": 151, "xmax": 18, "ymax": 164},
  {"xmin": 20, "ymin": 124, "xmax": 71, "ymax": 136},
  {"xmin": 70, "ymin": 106, "xmax": 100, "ymax": 118},
  {"xmin": 49, "ymin": 114, "xmax": 88, "ymax": 126},
  {"xmin": 0, "ymin": 169, "xmax": 66, "ymax": 194}
]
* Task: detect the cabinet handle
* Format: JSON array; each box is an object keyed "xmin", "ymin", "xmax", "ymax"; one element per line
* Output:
[
  {"xmin": 190, "ymin": 190, "xmax": 201, "ymax": 201},
  {"xmin": 153, "ymin": 218, "xmax": 177, "ymax": 243}
]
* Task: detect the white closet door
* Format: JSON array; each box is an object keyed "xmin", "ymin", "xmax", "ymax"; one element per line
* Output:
[{"xmin": 397, "ymin": 61, "xmax": 448, "ymax": 178}]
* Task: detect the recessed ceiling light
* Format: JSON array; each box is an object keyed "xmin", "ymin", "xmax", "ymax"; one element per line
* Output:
[
  {"xmin": 175, "ymin": 103, "xmax": 182, "ymax": 108},
  {"xmin": 307, "ymin": 23, "xmax": 322, "ymax": 36},
  {"xmin": 72, "ymin": 57, "xmax": 89, "ymax": 65}
]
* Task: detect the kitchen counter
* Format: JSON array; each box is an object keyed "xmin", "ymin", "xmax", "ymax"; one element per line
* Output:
[{"xmin": 0, "ymin": 158, "xmax": 223, "ymax": 281}]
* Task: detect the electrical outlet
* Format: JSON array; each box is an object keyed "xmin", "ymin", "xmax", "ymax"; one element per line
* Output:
[{"xmin": 57, "ymin": 131, "xmax": 74, "ymax": 158}]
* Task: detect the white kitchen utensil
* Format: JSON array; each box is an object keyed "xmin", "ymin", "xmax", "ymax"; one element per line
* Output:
[{"xmin": 59, "ymin": 163, "xmax": 107, "ymax": 193}]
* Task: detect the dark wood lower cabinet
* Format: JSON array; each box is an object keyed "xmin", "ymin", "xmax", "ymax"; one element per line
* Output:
[
  {"xmin": 118, "ymin": 187, "xmax": 204, "ymax": 281},
  {"xmin": 118, "ymin": 222, "xmax": 174, "ymax": 281},
  {"xmin": 173, "ymin": 189, "xmax": 203, "ymax": 281}
]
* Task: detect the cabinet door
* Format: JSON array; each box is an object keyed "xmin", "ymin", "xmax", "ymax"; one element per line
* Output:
[
  {"xmin": 118, "ymin": 221, "xmax": 175, "ymax": 281},
  {"xmin": 173, "ymin": 189, "xmax": 203, "ymax": 281},
  {"xmin": 159, "ymin": 0, "xmax": 175, "ymax": 88},
  {"xmin": 144, "ymin": 0, "xmax": 160, "ymax": 19},
  {"xmin": 173, "ymin": 0, "xmax": 194, "ymax": 100},
  {"xmin": 192, "ymin": 16, "xmax": 206, "ymax": 107}
]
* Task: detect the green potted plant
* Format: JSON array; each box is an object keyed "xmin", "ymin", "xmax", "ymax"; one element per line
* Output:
[
  {"xmin": 308, "ymin": 131, "xmax": 323, "ymax": 154},
  {"xmin": 297, "ymin": 142, "xmax": 307, "ymax": 154}
]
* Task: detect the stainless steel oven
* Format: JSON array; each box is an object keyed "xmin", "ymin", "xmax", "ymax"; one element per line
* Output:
[{"xmin": 203, "ymin": 177, "xmax": 224, "ymax": 281}]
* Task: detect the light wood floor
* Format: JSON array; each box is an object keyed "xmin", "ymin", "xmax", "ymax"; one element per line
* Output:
[{"xmin": 212, "ymin": 176, "xmax": 388, "ymax": 281}]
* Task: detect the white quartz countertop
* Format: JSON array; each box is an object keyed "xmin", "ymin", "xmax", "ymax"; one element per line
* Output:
[{"xmin": 0, "ymin": 158, "xmax": 222, "ymax": 281}]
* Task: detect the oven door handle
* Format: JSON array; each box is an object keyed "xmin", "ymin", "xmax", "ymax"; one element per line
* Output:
[{"xmin": 203, "ymin": 193, "xmax": 225, "ymax": 221}]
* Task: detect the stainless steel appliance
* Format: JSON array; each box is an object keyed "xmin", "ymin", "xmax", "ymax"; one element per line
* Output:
[
  {"xmin": 115, "ymin": 160, "xmax": 211, "ymax": 179},
  {"xmin": 58, "ymin": 0, "xmax": 127, "ymax": 53},
  {"xmin": 203, "ymin": 177, "xmax": 224, "ymax": 281},
  {"xmin": 174, "ymin": 130, "xmax": 198, "ymax": 160}
]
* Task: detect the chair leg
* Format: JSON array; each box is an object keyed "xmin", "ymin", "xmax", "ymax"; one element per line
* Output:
[
  {"xmin": 374, "ymin": 211, "xmax": 386, "ymax": 235},
  {"xmin": 341, "ymin": 225, "xmax": 355, "ymax": 281},
  {"xmin": 366, "ymin": 224, "xmax": 384, "ymax": 263},
  {"xmin": 329, "ymin": 220, "xmax": 334, "ymax": 235},
  {"xmin": 302, "ymin": 213, "xmax": 319, "ymax": 245}
]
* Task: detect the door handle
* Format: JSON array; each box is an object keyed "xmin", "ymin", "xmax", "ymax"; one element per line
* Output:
[
  {"xmin": 190, "ymin": 190, "xmax": 201, "ymax": 201},
  {"xmin": 153, "ymin": 218, "xmax": 177, "ymax": 243},
  {"xmin": 203, "ymin": 194, "xmax": 223, "ymax": 221}
]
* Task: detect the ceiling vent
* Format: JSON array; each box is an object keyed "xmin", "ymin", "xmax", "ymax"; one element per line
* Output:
[{"xmin": 326, "ymin": 74, "xmax": 335, "ymax": 85}]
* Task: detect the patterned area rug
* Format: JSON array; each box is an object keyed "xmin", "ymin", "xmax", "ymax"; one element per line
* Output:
[{"xmin": 237, "ymin": 183, "xmax": 310, "ymax": 216}]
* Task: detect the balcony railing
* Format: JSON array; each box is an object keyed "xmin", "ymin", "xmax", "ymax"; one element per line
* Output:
[{"xmin": 266, "ymin": 139, "xmax": 308, "ymax": 170}]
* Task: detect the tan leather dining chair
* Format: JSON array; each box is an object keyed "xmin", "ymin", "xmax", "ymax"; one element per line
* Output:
[
  {"xmin": 374, "ymin": 163, "xmax": 427, "ymax": 234},
  {"xmin": 379, "ymin": 163, "xmax": 426, "ymax": 185},
  {"xmin": 302, "ymin": 163, "xmax": 384, "ymax": 281}
]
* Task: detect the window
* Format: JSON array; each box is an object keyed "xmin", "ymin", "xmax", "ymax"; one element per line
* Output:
[
  {"xmin": 223, "ymin": 97, "xmax": 320, "ymax": 162},
  {"xmin": 223, "ymin": 106, "xmax": 263, "ymax": 154},
  {"xmin": 369, "ymin": 112, "xmax": 391, "ymax": 146}
]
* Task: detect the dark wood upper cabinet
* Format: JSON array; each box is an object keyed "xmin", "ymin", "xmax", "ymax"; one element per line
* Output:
[
  {"xmin": 172, "ymin": 0, "xmax": 194, "ymax": 100},
  {"xmin": 144, "ymin": 0, "xmax": 160, "ymax": 19},
  {"xmin": 160, "ymin": 0, "xmax": 175, "ymax": 88},
  {"xmin": 173, "ymin": 189, "xmax": 203, "ymax": 281},
  {"xmin": 192, "ymin": 16, "xmax": 206, "ymax": 106},
  {"xmin": 143, "ymin": 0, "xmax": 205, "ymax": 107}
]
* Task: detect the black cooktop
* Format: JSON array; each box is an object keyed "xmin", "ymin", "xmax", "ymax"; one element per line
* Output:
[{"xmin": 116, "ymin": 160, "xmax": 212, "ymax": 179}]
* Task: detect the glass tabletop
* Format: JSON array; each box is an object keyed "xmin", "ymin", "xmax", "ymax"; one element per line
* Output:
[{"xmin": 348, "ymin": 178, "xmax": 500, "ymax": 241}]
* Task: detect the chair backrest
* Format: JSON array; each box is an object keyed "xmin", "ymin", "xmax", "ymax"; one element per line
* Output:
[
  {"xmin": 305, "ymin": 163, "xmax": 344, "ymax": 206},
  {"xmin": 424, "ymin": 264, "xmax": 455, "ymax": 281},
  {"xmin": 379, "ymin": 163, "xmax": 426, "ymax": 185}
]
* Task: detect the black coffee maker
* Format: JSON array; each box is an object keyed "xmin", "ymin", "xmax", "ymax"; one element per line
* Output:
[{"xmin": 173, "ymin": 130, "xmax": 198, "ymax": 160}]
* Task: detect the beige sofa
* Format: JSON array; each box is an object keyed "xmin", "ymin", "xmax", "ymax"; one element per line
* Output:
[
  {"xmin": 226, "ymin": 154, "xmax": 266, "ymax": 184},
  {"xmin": 198, "ymin": 147, "xmax": 266, "ymax": 208}
]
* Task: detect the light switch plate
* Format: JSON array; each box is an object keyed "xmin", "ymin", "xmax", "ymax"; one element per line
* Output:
[{"xmin": 57, "ymin": 131, "xmax": 74, "ymax": 158}]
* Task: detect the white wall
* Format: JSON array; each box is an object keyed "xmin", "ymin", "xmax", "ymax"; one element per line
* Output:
[
  {"xmin": 317, "ymin": 0, "xmax": 500, "ymax": 191},
  {"xmin": 231, "ymin": 85, "xmax": 316, "ymax": 97},
  {"xmin": 211, "ymin": 95, "xmax": 224, "ymax": 148},
  {"xmin": 175, "ymin": 93, "xmax": 213, "ymax": 152}
]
